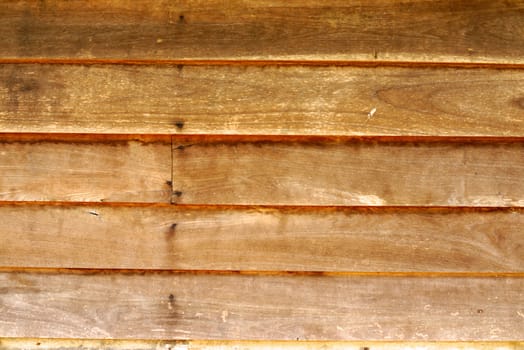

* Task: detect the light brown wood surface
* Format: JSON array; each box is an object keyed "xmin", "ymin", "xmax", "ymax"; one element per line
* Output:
[
  {"xmin": 1, "ymin": 0, "xmax": 524, "ymax": 63},
  {"xmin": 0, "ymin": 139, "xmax": 171, "ymax": 202},
  {"xmin": 0, "ymin": 205, "xmax": 522, "ymax": 272},
  {"xmin": 1, "ymin": 64, "xmax": 524, "ymax": 136},
  {"xmin": 0, "ymin": 272, "xmax": 522, "ymax": 340},
  {"xmin": 172, "ymin": 141, "xmax": 524, "ymax": 206},
  {"xmin": 1, "ymin": 339, "xmax": 522, "ymax": 350},
  {"xmin": 2, "ymin": 0, "xmax": 523, "ymax": 344},
  {"xmin": 0, "ymin": 272, "xmax": 524, "ymax": 341}
]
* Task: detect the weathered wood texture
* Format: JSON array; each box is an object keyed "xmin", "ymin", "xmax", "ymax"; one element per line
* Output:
[
  {"xmin": 0, "ymin": 272, "xmax": 522, "ymax": 340},
  {"xmin": 1, "ymin": 0, "xmax": 524, "ymax": 63},
  {"xmin": 1, "ymin": 339, "xmax": 522, "ymax": 350},
  {"xmin": 0, "ymin": 140, "xmax": 171, "ymax": 202},
  {"xmin": 1, "ymin": 64, "xmax": 524, "ymax": 136},
  {"xmin": 2, "ymin": 0, "xmax": 523, "ymax": 345},
  {"xmin": 172, "ymin": 141, "xmax": 524, "ymax": 206},
  {"xmin": 0, "ymin": 205, "xmax": 522, "ymax": 272}
]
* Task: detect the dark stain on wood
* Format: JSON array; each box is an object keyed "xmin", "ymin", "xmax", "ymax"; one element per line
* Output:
[
  {"xmin": 16, "ymin": 8, "xmax": 34, "ymax": 58},
  {"xmin": 5, "ymin": 70, "xmax": 40, "ymax": 114},
  {"xmin": 166, "ymin": 223, "xmax": 177, "ymax": 240},
  {"xmin": 513, "ymin": 96, "xmax": 524, "ymax": 109}
]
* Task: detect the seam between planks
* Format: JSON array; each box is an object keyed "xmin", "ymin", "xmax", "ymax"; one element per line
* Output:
[
  {"xmin": 0, "ymin": 268, "xmax": 522, "ymax": 278},
  {"xmin": 0, "ymin": 202, "xmax": 521, "ymax": 212},
  {"xmin": 1, "ymin": 58, "xmax": 524, "ymax": 70},
  {"xmin": 1, "ymin": 134, "xmax": 524, "ymax": 144}
]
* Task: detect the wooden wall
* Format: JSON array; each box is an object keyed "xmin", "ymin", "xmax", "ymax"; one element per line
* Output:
[{"xmin": 0, "ymin": 0, "xmax": 523, "ymax": 349}]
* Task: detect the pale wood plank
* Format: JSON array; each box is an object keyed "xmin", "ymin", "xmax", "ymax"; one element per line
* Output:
[
  {"xmin": 1, "ymin": 64, "xmax": 524, "ymax": 136},
  {"xmin": 0, "ymin": 272, "xmax": 522, "ymax": 340},
  {"xmin": 172, "ymin": 141, "xmax": 524, "ymax": 206},
  {"xmin": 0, "ymin": 140, "xmax": 171, "ymax": 202},
  {"xmin": 1, "ymin": 339, "xmax": 522, "ymax": 350},
  {"xmin": 1, "ymin": 0, "xmax": 524, "ymax": 63},
  {"xmin": 0, "ymin": 205, "xmax": 522, "ymax": 272}
]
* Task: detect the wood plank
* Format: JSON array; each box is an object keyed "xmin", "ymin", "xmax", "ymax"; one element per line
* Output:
[
  {"xmin": 1, "ymin": 0, "xmax": 524, "ymax": 63},
  {"xmin": 172, "ymin": 141, "xmax": 524, "ymax": 206},
  {"xmin": 1, "ymin": 339, "xmax": 522, "ymax": 350},
  {"xmin": 0, "ymin": 139, "xmax": 171, "ymax": 202},
  {"xmin": 1, "ymin": 64, "xmax": 524, "ymax": 136},
  {"xmin": 0, "ymin": 272, "xmax": 522, "ymax": 340},
  {"xmin": 0, "ymin": 205, "xmax": 522, "ymax": 272}
]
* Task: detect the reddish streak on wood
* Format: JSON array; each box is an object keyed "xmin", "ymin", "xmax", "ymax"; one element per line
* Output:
[
  {"xmin": 0, "ymin": 267, "xmax": 522, "ymax": 278},
  {"xmin": 0, "ymin": 133, "xmax": 523, "ymax": 144},
  {"xmin": 0, "ymin": 201, "xmax": 521, "ymax": 212},
  {"xmin": 1, "ymin": 58, "xmax": 524, "ymax": 70}
]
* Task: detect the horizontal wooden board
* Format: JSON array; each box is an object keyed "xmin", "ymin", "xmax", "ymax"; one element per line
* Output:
[
  {"xmin": 1, "ymin": 339, "xmax": 522, "ymax": 350},
  {"xmin": 1, "ymin": 0, "xmax": 524, "ymax": 63},
  {"xmin": 172, "ymin": 141, "xmax": 524, "ymax": 206},
  {"xmin": 0, "ymin": 139, "xmax": 171, "ymax": 202},
  {"xmin": 0, "ymin": 272, "xmax": 522, "ymax": 340},
  {"xmin": 0, "ymin": 205, "xmax": 522, "ymax": 272},
  {"xmin": 1, "ymin": 64, "xmax": 524, "ymax": 136}
]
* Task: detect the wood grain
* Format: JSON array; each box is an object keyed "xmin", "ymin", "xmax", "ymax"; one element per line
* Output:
[
  {"xmin": 0, "ymin": 272, "xmax": 522, "ymax": 340},
  {"xmin": 1, "ymin": 339, "xmax": 522, "ymax": 350},
  {"xmin": 1, "ymin": 0, "xmax": 524, "ymax": 63},
  {"xmin": 0, "ymin": 140, "xmax": 171, "ymax": 202},
  {"xmin": 172, "ymin": 141, "xmax": 524, "ymax": 206},
  {"xmin": 0, "ymin": 205, "xmax": 522, "ymax": 272},
  {"xmin": 1, "ymin": 64, "xmax": 524, "ymax": 136}
]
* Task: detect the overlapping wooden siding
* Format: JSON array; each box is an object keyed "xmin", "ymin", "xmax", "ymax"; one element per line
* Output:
[
  {"xmin": 1, "ymin": 0, "xmax": 524, "ymax": 63},
  {"xmin": 1, "ymin": 64, "xmax": 523, "ymax": 136},
  {"xmin": 1, "ymin": 272, "xmax": 523, "ymax": 340},
  {"xmin": 1, "ymin": 205, "xmax": 522, "ymax": 272},
  {"xmin": 0, "ymin": 0, "xmax": 523, "ymax": 347},
  {"xmin": 172, "ymin": 140, "xmax": 524, "ymax": 206},
  {"xmin": 0, "ymin": 138, "xmax": 171, "ymax": 202}
]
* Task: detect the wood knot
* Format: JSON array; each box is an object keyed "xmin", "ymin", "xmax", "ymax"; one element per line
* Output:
[{"xmin": 513, "ymin": 97, "xmax": 524, "ymax": 109}]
